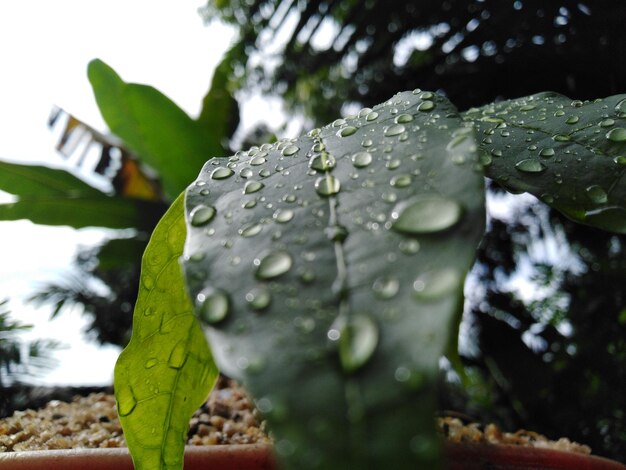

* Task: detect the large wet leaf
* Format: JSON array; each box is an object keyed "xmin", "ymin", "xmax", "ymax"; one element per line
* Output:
[
  {"xmin": 114, "ymin": 195, "xmax": 218, "ymax": 470},
  {"xmin": 465, "ymin": 92, "xmax": 626, "ymax": 233},
  {"xmin": 0, "ymin": 161, "xmax": 163, "ymax": 229},
  {"xmin": 183, "ymin": 91, "xmax": 485, "ymax": 469},
  {"xmin": 88, "ymin": 59, "xmax": 228, "ymax": 200}
]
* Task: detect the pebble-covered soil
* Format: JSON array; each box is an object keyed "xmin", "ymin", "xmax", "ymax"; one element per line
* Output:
[{"xmin": 0, "ymin": 376, "xmax": 591, "ymax": 456}]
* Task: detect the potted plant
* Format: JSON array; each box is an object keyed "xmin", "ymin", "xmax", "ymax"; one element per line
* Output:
[
  {"xmin": 2, "ymin": 58, "xmax": 626, "ymax": 470},
  {"xmin": 89, "ymin": 65, "xmax": 625, "ymax": 468}
]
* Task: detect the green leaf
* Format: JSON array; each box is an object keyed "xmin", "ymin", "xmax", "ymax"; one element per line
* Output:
[
  {"xmin": 88, "ymin": 59, "xmax": 215, "ymax": 200},
  {"xmin": 182, "ymin": 91, "xmax": 485, "ymax": 469},
  {"xmin": 0, "ymin": 160, "xmax": 104, "ymax": 197},
  {"xmin": 196, "ymin": 44, "xmax": 241, "ymax": 153},
  {"xmin": 96, "ymin": 236, "xmax": 148, "ymax": 271},
  {"xmin": 0, "ymin": 161, "xmax": 165, "ymax": 229},
  {"xmin": 464, "ymin": 92, "xmax": 626, "ymax": 233},
  {"xmin": 114, "ymin": 195, "xmax": 219, "ymax": 470}
]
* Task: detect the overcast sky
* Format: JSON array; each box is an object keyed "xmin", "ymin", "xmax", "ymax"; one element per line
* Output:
[{"xmin": 0, "ymin": 1, "xmax": 236, "ymax": 385}]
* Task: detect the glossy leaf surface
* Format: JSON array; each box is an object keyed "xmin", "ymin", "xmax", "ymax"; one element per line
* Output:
[
  {"xmin": 465, "ymin": 92, "xmax": 626, "ymax": 233},
  {"xmin": 114, "ymin": 195, "xmax": 218, "ymax": 470},
  {"xmin": 183, "ymin": 91, "xmax": 485, "ymax": 469}
]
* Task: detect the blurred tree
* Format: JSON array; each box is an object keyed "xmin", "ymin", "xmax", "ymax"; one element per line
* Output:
[
  {"xmin": 0, "ymin": 51, "xmax": 240, "ymax": 348},
  {"xmin": 201, "ymin": 0, "xmax": 626, "ymax": 123},
  {"xmin": 452, "ymin": 188, "xmax": 626, "ymax": 460}
]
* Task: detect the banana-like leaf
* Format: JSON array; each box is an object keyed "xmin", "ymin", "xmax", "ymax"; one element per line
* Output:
[
  {"xmin": 182, "ymin": 91, "xmax": 485, "ymax": 469},
  {"xmin": 114, "ymin": 195, "xmax": 218, "ymax": 470},
  {"xmin": 465, "ymin": 92, "xmax": 626, "ymax": 233},
  {"xmin": 0, "ymin": 161, "xmax": 164, "ymax": 229},
  {"xmin": 88, "ymin": 60, "xmax": 215, "ymax": 200}
]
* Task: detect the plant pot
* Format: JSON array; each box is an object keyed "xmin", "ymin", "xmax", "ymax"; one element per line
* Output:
[{"xmin": 1, "ymin": 442, "xmax": 624, "ymax": 470}]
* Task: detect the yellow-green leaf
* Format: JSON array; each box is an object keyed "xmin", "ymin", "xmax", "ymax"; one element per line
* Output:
[{"xmin": 114, "ymin": 194, "xmax": 218, "ymax": 470}]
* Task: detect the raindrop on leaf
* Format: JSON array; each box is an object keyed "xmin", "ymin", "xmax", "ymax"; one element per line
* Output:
[
  {"xmin": 190, "ymin": 205, "xmax": 216, "ymax": 227},
  {"xmin": 391, "ymin": 195, "xmax": 462, "ymax": 234},
  {"xmin": 255, "ymin": 251, "xmax": 293, "ymax": 280},
  {"xmin": 211, "ymin": 167, "xmax": 234, "ymax": 180}
]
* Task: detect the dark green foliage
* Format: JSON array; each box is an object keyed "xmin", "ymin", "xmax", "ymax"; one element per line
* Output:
[{"xmin": 202, "ymin": 0, "xmax": 626, "ymax": 122}]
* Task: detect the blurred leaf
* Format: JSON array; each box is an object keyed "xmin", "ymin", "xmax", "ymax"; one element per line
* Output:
[
  {"xmin": 0, "ymin": 161, "xmax": 165, "ymax": 229},
  {"xmin": 197, "ymin": 44, "xmax": 241, "ymax": 153},
  {"xmin": 96, "ymin": 237, "xmax": 148, "ymax": 272},
  {"xmin": 465, "ymin": 92, "xmax": 626, "ymax": 233},
  {"xmin": 0, "ymin": 195, "xmax": 164, "ymax": 229},
  {"xmin": 0, "ymin": 160, "xmax": 103, "ymax": 197},
  {"xmin": 114, "ymin": 195, "xmax": 219, "ymax": 470},
  {"xmin": 88, "ymin": 59, "xmax": 231, "ymax": 200},
  {"xmin": 182, "ymin": 91, "xmax": 485, "ymax": 469}
]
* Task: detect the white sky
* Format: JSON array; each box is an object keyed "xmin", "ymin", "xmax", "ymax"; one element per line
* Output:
[{"xmin": 0, "ymin": 1, "xmax": 237, "ymax": 385}]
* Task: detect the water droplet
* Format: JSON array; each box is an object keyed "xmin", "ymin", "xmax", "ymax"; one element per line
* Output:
[
  {"xmin": 372, "ymin": 276, "xmax": 400, "ymax": 299},
  {"xmin": 255, "ymin": 251, "xmax": 293, "ymax": 280},
  {"xmin": 386, "ymin": 159, "xmax": 401, "ymax": 170},
  {"xmin": 390, "ymin": 174, "xmax": 412, "ymax": 188},
  {"xmin": 309, "ymin": 152, "xmax": 336, "ymax": 172},
  {"xmin": 325, "ymin": 224, "xmax": 348, "ymax": 242},
  {"xmin": 395, "ymin": 113, "xmax": 414, "ymax": 123},
  {"xmin": 615, "ymin": 99, "xmax": 626, "ymax": 117},
  {"xmin": 586, "ymin": 185, "xmax": 608, "ymax": 204},
  {"xmin": 399, "ymin": 239, "xmax": 420, "ymax": 254},
  {"xmin": 332, "ymin": 118, "xmax": 347, "ymax": 127},
  {"xmin": 243, "ymin": 199, "xmax": 257, "ymax": 209},
  {"xmin": 250, "ymin": 156, "xmax": 266, "ymax": 166},
  {"xmin": 553, "ymin": 134, "xmax": 570, "ymax": 142},
  {"xmin": 246, "ymin": 287, "xmax": 272, "ymax": 310},
  {"xmin": 273, "ymin": 208, "xmax": 295, "ymax": 223},
  {"xmin": 168, "ymin": 341, "xmax": 187, "ymax": 369},
  {"xmin": 606, "ymin": 128, "xmax": 626, "ymax": 142},
  {"xmin": 240, "ymin": 168, "xmax": 253, "ymax": 178},
  {"xmin": 391, "ymin": 195, "xmax": 462, "ymax": 234},
  {"xmin": 211, "ymin": 167, "xmax": 234, "ymax": 180},
  {"xmin": 337, "ymin": 126, "xmax": 358, "ymax": 137},
  {"xmin": 417, "ymin": 101, "xmax": 435, "ymax": 112},
  {"xmin": 539, "ymin": 148, "xmax": 555, "ymax": 158},
  {"xmin": 413, "ymin": 269, "xmax": 461, "ymax": 300},
  {"xmin": 190, "ymin": 205, "xmax": 216, "ymax": 227},
  {"xmin": 515, "ymin": 159, "xmax": 546, "ymax": 173},
  {"xmin": 196, "ymin": 287, "xmax": 230, "ymax": 324},
  {"xmin": 614, "ymin": 156, "xmax": 626, "ymax": 165},
  {"xmin": 351, "ymin": 151, "xmax": 373, "ymax": 168},
  {"xmin": 420, "ymin": 91, "xmax": 434, "ymax": 100},
  {"xmin": 361, "ymin": 139, "xmax": 373, "ymax": 148},
  {"xmin": 566, "ymin": 115, "xmax": 579, "ymax": 124},
  {"xmin": 366, "ymin": 111, "xmax": 379, "ymax": 121},
  {"xmin": 338, "ymin": 314, "xmax": 379, "ymax": 373},
  {"xmin": 282, "ymin": 145, "xmax": 299, "ymax": 156},
  {"xmin": 491, "ymin": 149, "xmax": 503, "ymax": 157},
  {"xmin": 600, "ymin": 118, "xmax": 615, "ymax": 128},
  {"xmin": 117, "ymin": 387, "xmax": 137, "ymax": 417},
  {"xmin": 239, "ymin": 223, "xmax": 263, "ymax": 237},
  {"xmin": 259, "ymin": 169, "xmax": 271, "ymax": 177},
  {"xmin": 315, "ymin": 175, "xmax": 341, "ymax": 197},
  {"xmin": 554, "ymin": 110, "xmax": 565, "ymax": 117},
  {"xmin": 519, "ymin": 104, "xmax": 536, "ymax": 112},
  {"xmin": 244, "ymin": 180, "xmax": 264, "ymax": 194},
  {"xmin": 145, "ymin": 358, "xmax": 158, "ymax": 369},
  {"xmin": 385, "ymin": 124, "xmax": 406, "ymax": 136}
]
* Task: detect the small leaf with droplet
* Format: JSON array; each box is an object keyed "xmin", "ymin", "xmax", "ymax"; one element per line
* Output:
[
  {"xmin": 465, "ymin": 92, "xmax": 626, "ymax": 233},
  {"xmin": 114, "ymin": 195, "xmax": 219, "ymax": 470}
]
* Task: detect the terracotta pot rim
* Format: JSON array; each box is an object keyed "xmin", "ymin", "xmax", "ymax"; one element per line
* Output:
[{"xmin": 0, "ymin": 442, "xmax": 623, "ymax": 469}]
